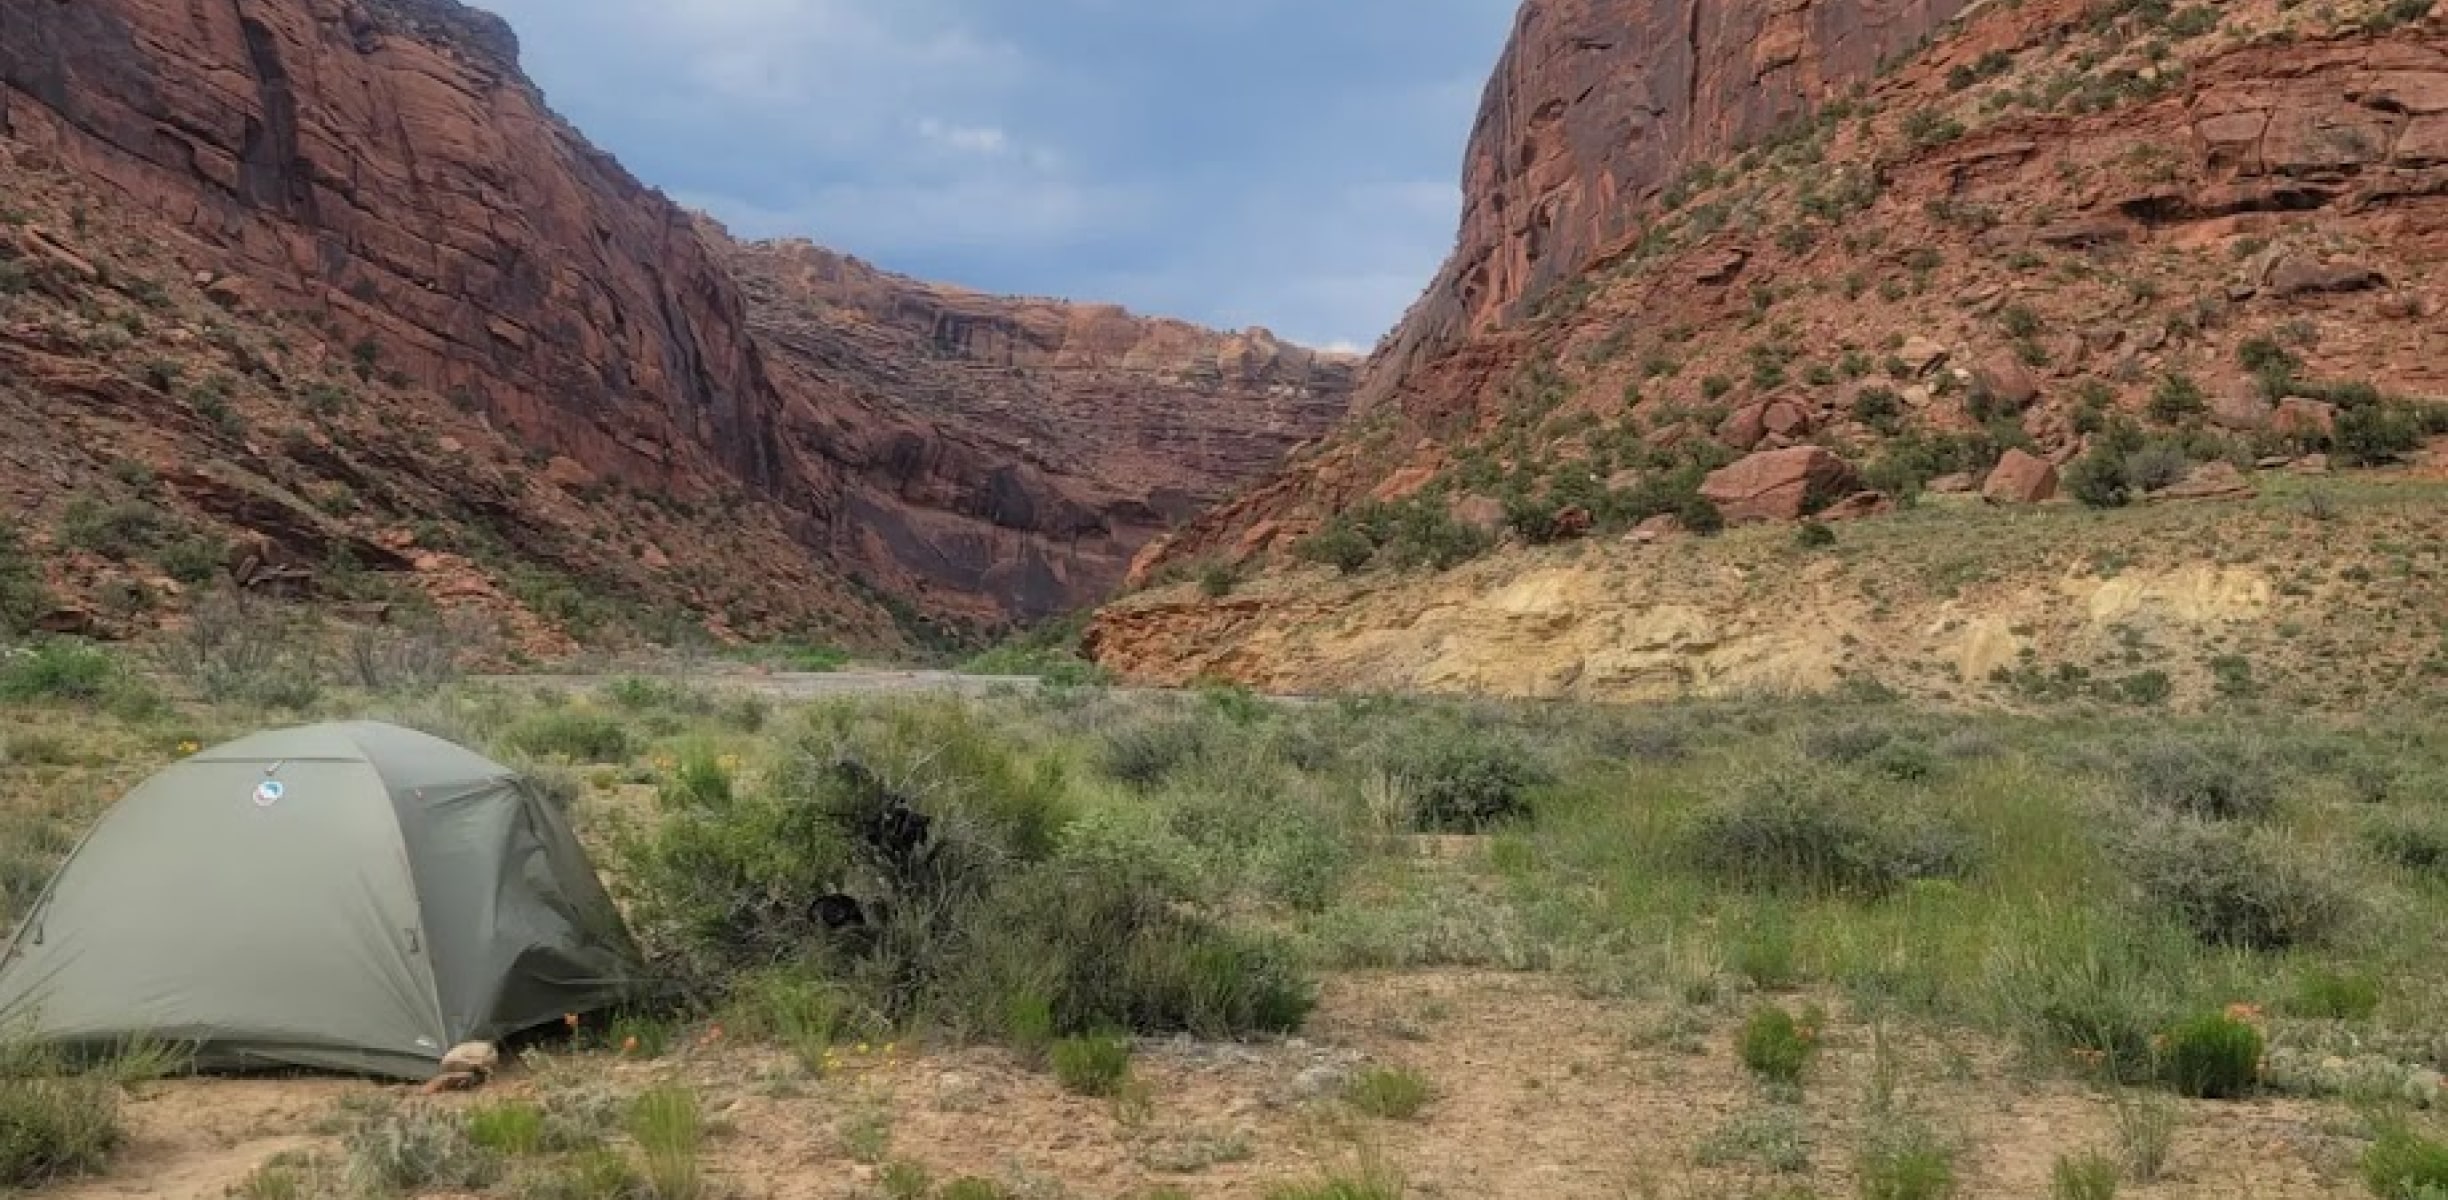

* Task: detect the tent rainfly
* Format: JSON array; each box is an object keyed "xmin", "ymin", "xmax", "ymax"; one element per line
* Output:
[{"xmin": 0, "ymin": 721, "xmax": 646, "ymax": 1080}]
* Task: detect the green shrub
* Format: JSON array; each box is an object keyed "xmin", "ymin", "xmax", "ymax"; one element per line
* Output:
[
  {"xmin": 1344, "ymin": 1066, "xmax": 1432, "ymax": 1119},
  {"xmin": 2124, "ymin": 818, "xmax": 2351, "ymax": 950},
  {"xmin": 658, "ymin": 743, "xmax": 734, "ymax": 811},
  {"xmin": 1049, "ymin": 1032, "xmax": 1132, "ymax": 1097},
  {"xmin": 2050, "ymin": 1151, "xmax": 2119, "ymax": 1200},
  {"xmin": 2120, "ymin": 442, "xmax": 2192, "ymax": 493},
  {"xmin": 2338, "ymin": 404, "xmax": 2423, "ymax": 466},
  {"xmin": 2364, "ymin": 1122, "xmax": 2448, "ymax": 1200},
  {"xmin": 342, "ymin": 1100, "xmax": 500, "ymax": 1193},
  {"xmin": 1102, "ymin": 720, "xmax": 1209, "ymax": 789},
  {"xmin": 2066, "ymin": 446, "xmax": 2133, "ymax": 508},
  {"xmin": 1296, "ymin": 521, "xmax": 1376, "ymax": 574},
  {"xmin": 1794, "ymin": 521, "xmax": 1837, "ymax": 549},
  {"xmin": 1396, "ymin": 734, "xmax": 1550, "ymax": 833},
  {"xmin": 153, "ymin": 533, "xmax": 228, "ymax": 584},
  {"xmin": 0, "ymin": 1051, "xmax": 122, "ymax": 1189},
  {"xmin": 1737, "ymin": 1004, "xmax": 1821, "ymax": 1084},
  {"xmin": 2285, "ymin": 967, "xmax": 2380, "ymax": 1021},
  {"xmin": 58, "ymin": 498, "xmax": 166, "ymax": 559},
  {"xmin": 0, "ymin": 524, "xmax": 50, "ymax": 635},
  {"xmin": 2159, "ymin": 1012, "xmax": 2262, "ymax": 1098},
  {"xmin": 619, "ymin": 707, "xmax": 1312, "ymax": 1043},
  {"xmin": 1689, "ymin": 764, "xmax": 1976, "ymax": 897},
  {"xmin": 2122, "ymin": 735, "xmax": 2279, "ymax": 820},
  {"xmin": 1197, "ymin": 562, "xmax": 1242, "ymax": 598},
  {"xmin": 504, "ymin": 711, "xmax": 632, "ymax": 763},
  {"xmin": 0, "ymin": 640, "xmax": 117, "ymax": 703},
  {"xmin": 2367, "ymin": 812, "xmax": 2448, "ymax": 876}
]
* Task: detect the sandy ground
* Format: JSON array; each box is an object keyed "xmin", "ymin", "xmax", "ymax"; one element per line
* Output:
[{"xmin": 54, "ymin": 970, "xmax": 2368, "ymax": 1200}]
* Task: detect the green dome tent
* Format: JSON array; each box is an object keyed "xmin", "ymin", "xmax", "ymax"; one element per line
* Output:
[{"xmin": 0, "ymin": 721, "xmax": 647, "ymax": 1081}]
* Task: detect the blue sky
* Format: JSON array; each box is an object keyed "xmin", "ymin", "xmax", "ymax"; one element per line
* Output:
[{"xmin": 481, "ymin": 1, "xmax": 1519, "ymax": 352}]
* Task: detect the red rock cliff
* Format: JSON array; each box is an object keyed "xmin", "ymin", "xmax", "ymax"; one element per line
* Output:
[
  {"xmin": 722, "ymin": 234, "xmax": 1354, "ymax": 622},
  {"xmin": 1, "ymin": 0, "xmax": 804, "ymax": 503},
  {"xmin": 1368, "ymin": 0, "xmax": 1974, "ymax": 404}
]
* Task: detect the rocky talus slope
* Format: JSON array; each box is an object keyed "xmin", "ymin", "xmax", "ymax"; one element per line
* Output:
[
  {"xmin": 720, "ymin": 234, "xmax": 1353, "ymax": 623},
  {"xmin": 0, "ymin": 0, "xmax": 1345, "ymax": 644},
  {"xmin": 1099, "ymin": 0, "xmax": 2448, "ymax": 708}
]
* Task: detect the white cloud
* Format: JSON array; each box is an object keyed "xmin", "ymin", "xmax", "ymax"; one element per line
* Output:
[{"xmin": 916, "ymin": 119, "xmax": 1013, "ymax": 156}]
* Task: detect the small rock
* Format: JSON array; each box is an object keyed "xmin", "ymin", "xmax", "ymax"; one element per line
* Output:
[
  {"xmin": 1927, "ymin": 472, "xmax": 1977, "ymax": 495},
  {"xmin": 2289, "ymin": 453, "xmax": 2332, "ymax": 475}
]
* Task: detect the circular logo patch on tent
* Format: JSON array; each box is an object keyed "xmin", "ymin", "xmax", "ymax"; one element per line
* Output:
[{"xmin": 253, "ymin": 780, "xmax": 286, "ymax": 808}]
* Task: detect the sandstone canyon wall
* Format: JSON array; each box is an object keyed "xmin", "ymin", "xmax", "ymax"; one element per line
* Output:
[
  {"xmin": 723, "ymin": 235, "xmax": 1354, "ymax": 623},
  {"xmin": 0, "ymin": 0, "xmax": 1349, "ymax": 639}
]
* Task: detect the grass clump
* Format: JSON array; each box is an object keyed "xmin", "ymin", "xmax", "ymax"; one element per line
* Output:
[
  {"xmin": 1343, "ymin": 1066, "xmax": 1432, "ymax": 1119},
  {"xmin": 2158, "ymin": 1011, "xmax": 2263, "ymax": 1099},
  {"xmin": 510, "ymin": 1148, "xmax": 646, "ymax": 1200},
  {"xmin": 465, "ymin": 1100, "xmax": 548, "ymax": 1156},
  {"xmin": 627, "ymin": 1085, "xmax": 706, "ymax": 1200},
  {"xmin": 504, "ymin": 710, "xmax": 633, "ymax": 764},
  {"xmin": 1738, "ymin": 1004, "xmax": 1823, "ymax": 1085},
  {"xmin": 1049, "ymin": 1032, "xmax": 1133, "ymax": 1097},
  {"xmin": 0, "ymin": 1045, "xmax": 123, "ymax": 1189},
  {"xmin": 2050, "ymin": 1151, "xmax": 2120, "ymax": 1199},
  {"xmin": 2363, "ymin": 1121, "xmax": 2448, "ymax": 1200},
  {"xmin": 1856, "ymin": 1117, "xmax": 1957, "ymax": 1200},
  {"xmin": 2288, "ymin": 966, "xmax": 2381, "ymax": 1020}
]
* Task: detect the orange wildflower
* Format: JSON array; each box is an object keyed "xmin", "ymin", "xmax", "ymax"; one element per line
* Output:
[
  {"xmin": 564, "ymin": 1012, "xmax": 581, "ymax": 1030},
  {"xmin": 621, "ymin": 1036, "xmax": 639, "ymax": 1055}
]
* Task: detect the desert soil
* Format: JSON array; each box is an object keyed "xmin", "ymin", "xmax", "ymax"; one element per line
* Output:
[{"xmin": 56, "ymin": 969, "xmax": 2365, "ymax": 1199}]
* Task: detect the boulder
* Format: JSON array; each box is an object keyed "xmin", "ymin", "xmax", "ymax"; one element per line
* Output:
[
  {"xmin": 1693, "ymin": 248, "xmax": 1749, "ymax": 285},
  {"xmin": 1450, "ymin": 494, "xmax": 1508, "ymax": 536},
  {"xmin": 2150, "ymin": 460, "xmax": 2256, "ymax": 502},
  {"xmin": 1699, "ymin": 447, "xmax": 1863, "ymax": 524},
  {"xmin": 1551, "ymin": 505, "xmax": 1595, "ymax": 539},
  {"xmin": 1717, "ymin": 397, "xmax": 1813, "ymax": 451},
  {"xmin": 2273, "ymin": 398, "xmax": 2338, "ymax": 441},
  {"xmin": 2211, "ymin": 383, "xmax": 2274, "ymax": 432},
  {"xmin": 1819, "ymin": 491, "xmax": 1894, "ymax": 521},
  {"xmin": 1898, "ymin": 336, "xmax": 1950, "ymax": 376},
  {"xmin": 1971, "ymin": 355, "xmax": 2041, "ymax": 409},
  {"xmin": 1627, "ymin": 514, "xmax": 1686, "ymax": 544},
  {"xmin": 1717, "ymin": 403, "xmax": 1771, "ymax": 451},
  {"xmin": 2265, "ymin": 255, "xmax": 2386, "ymax": 298},
  {"xmin": 1982, "ymin": 449, "xmax": 2060, "ymax": 504}
]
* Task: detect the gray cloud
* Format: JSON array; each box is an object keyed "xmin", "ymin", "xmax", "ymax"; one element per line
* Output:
[{"xmin": 482, "ymin": 0, "xmax": 1517, "ymax": 348}]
